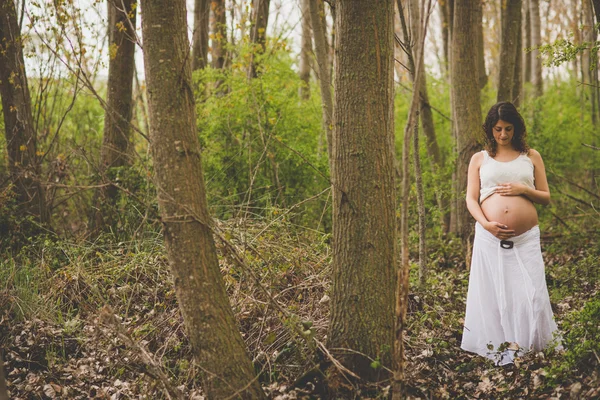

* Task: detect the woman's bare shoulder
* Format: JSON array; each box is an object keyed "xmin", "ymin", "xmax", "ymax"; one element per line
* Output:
[
  {"xmin": 470, "ymin": 150, "xmax": 485, "ymax": 165},
  {"xmin": 527, "ymin": 148, "xmax": 543, "ymax": 161}
]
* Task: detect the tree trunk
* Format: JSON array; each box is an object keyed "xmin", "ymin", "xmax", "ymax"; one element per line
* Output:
[
  {"xmin": 0, "ymin": 352, "xmax": 8, "ymax": 400},
  {"xmin": 210, "ymin": 0, "xmax": 227, "ymax": 70},
  {"xmin": 529, "ymin": 0, "xmax": 543, "ymax": 97},
  {"xmin": 310, "ymin": 0, "xmax": 333, "ymax": 162},
  {"xmin": 247, "ymin": 0, "xmax": 270, "ymax": 79},
  {"xmin": 299, "ymin": 0, "xmax": 312, "ymax": 99},
  {"xmin": 497, "ymin": 0, "xmax": 521, "ymax": 102},
  {"xmin": 523, "ymin": 0, "xmax": 531, "ymax": 84},
  {"xmin": 139, "ymin": 1, "xmax": 266, "ymax": 398},
  {"xmin": 0, "ymin": 0, "xmax": 47, "ymax": 224},
  {"xmin": 192, "ymin": 0, "xmax": 210, "ymax": 70},
  {"xmin": 93, "ymin": 0, "xmax": 137, "ymax": 231},
  {"xmin": 512, "ymin": 16, "xmax": 523, "ymax": 107},
  {"xmin": 405, "ymin": 0, "xmax": 428, "ymax": 285},
  {"xmin": 329, "ymin": 0, "xmax": 396, "ymax": 382},
  {"xmin": 475, "ymin": 0, "xmax": 487, "ymax": 90},
  {"xmin": 439, "ymin": 0, "xmax": 450, "ymax": 75},
  {"xmin": 451, "ymin": 0, "xmax": 481, "ymax": 240},
  {"xmin": 583, "ymin": 0, "xmax": 599, "ymax": 127},
  {"xmin": 405, "ymin": 0, "xmax": 448, "ymax": 233}
]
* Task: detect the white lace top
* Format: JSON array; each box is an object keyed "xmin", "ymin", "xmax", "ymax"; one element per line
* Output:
[{"xmin": 479, "ymin": 150, "xmax": 535, "ymax": 203}]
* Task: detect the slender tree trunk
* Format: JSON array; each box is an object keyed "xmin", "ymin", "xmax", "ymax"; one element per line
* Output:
[
  {"xmin": 529, "ymin": 0, "xmax": 543, "ymax": 97},
  {"xmin": 405, "ymin": 0, "xmax": 447, "ymax": 233},
  {"xmin": 405, "ymin": 0, "xmax": 428, "ymax": 284},
  {"xmin": 93, "ymin": 0, "xmax": 137, "ymax": 231},
  {"xmin": 309, "ymin": 0, "xmax": 333, "ymax": 162},
  {"xmin": 523, "ymin": 0, "xmax": 531, "ymax": 84},
  {"xmin": 583, "ymin": 0, "xmax": 599, "ymax": 127},
  {"xmin": 497, "ymin": 0, "xmax": 522, "ymax": 103},
  {"xmin": 451, "ymin": 0, "xmax": 481, "ymax": 240},
  {"xmin": 0, "ymin": 352, "xmax": 8, "ymax": 400},
  {"xmin": 247, "ymin": 0, "xmax": 270, "ymax": 79},
  {"xmin": 475, "ymin": 0, "xmax": 487, "ymax": 90},
  {"xmin": 413, "ymin": 106, "xmax": 426, "ymax": 286},
  {"xmin": 192, "ymin": 0, "xmax": 210, "ymax": 70},
  {"xmin": 139, "ymin": 1, "xmax": 266, "ymax": 398},
  {"xmin": 329, "ymin": 0, "xmax": 396, "ymax": 383},
  {"xmin": 439, "ymin": 0, "xmax": 450, "ymax": 76},
  {"xmin": 512, "ymin": 17, "xmax": 523, "ymax": 107},
  {"xmin": 299, "ymin": 0, "xmax": 312, "ymax": 99},
  {"xmin": 0, "ymin": 0, "xmax": 47, "ymax": 224},
  {"xmin": 211, "ymin": 0, "xmax": 227, "ymax": 70}
]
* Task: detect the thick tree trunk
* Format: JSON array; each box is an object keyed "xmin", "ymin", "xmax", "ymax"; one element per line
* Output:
[
  {"xmin": 210, "ymin": 0, "xmax": 227, "ymax": 70},
  {"xmin": 309, "ymin": 0, "xmax": 333, "ymax": 161},
  {"xmin": 192, "ymin": 0, "xmax": 210, "ymax": 70},
  {"xmin": 329, "ymin": 0, "xmax": 396, "ymax": 382},
  {"xmin": 450, "ymin": 0, "xmax": 481, "ymax": 240},
  {"xmin": 497, "ymin": 0, "xmax": 522, "ymax": 102},
  {"xmin": 0, "ymin": 0, "xmax": 47, "ymax": 224},
  {"xmin": 247, "ymin": 0, "xmax": 270, "ymax": 79},
  {"xmin": 93, "ymin": 0, "xmax": 137, "ymax": 231},
  {"xmin": 140, "ymin": 1, "xmax": 265, "ymax": 398},
  {"xmin": 529, "ymin": 0, "xmax": 543, "ymax": 97},
  {"xmin": 299, "ymin": 0, "xmax": 312, "ymax": 99}
]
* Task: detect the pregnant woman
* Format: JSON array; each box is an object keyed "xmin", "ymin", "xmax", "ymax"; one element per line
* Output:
[{"xmin": 461, "ymin": 102, "xmax": 560, "ymax": 365}]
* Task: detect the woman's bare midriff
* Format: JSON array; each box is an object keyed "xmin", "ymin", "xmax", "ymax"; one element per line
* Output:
[{"xmin": 481, "ymin": 193, "xmax": 538, "ymax": 236}]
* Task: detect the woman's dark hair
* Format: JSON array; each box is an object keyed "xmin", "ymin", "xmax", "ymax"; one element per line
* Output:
[{"xmin": 482, "ymin": 101, "xmax": 529, "ymax": 157}]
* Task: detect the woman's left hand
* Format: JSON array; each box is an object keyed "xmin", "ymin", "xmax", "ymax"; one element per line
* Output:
[{"xmin": 496, "ymin": 183, "xmax": 528, "ymax": 196}]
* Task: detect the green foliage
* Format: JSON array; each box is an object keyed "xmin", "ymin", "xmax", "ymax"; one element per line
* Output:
[
  {"xmin": 537, "ymin": 33, "xmax": 599, "ymax": 68},
  {"xmin": 547, "ymin": 298, "xmax": 600, "ymax": 383},
  {"xmin": 194, "ymin": 43, "xmax": 330, "ymax": 229}
]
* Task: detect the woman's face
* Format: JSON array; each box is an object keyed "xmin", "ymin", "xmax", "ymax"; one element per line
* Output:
[{"xmin": 492, "ymin": 119, "xmax": 515, "ymax": 147}]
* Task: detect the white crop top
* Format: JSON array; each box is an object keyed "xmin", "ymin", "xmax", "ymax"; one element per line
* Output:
[{"xmin": 479, "ymin": 150, "xmax": 535, "ymax": 203}]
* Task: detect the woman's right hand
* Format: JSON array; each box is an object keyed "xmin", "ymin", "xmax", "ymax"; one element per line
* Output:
[{"xmin": 484, "ymin": 221, "xmax": 515, "ymax": 240}]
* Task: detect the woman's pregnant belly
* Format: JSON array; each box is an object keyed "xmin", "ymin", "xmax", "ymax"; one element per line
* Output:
[{"xmin": 481, "ymin": 193, "xmax": 538, "ymax": 236}]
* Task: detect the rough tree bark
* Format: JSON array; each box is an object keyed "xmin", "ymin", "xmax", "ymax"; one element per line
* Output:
[
  {"xmin": 497, "ymin": 0, "xmax": 522, "ymax": 102},
  {"xmin": 247, "ymin": 0, "xmax": 271, "ymax": 79},
  {"xmin": 192, "ymin": 0, "xmax": 210, "ymax": 70},
  {"xmin": 529, "ymin": 0, "xmax": 543, "ymax": 97},
  {"xmin": 139, "ymin": 0, "xmax": 266, "ymax": 398},
  {"xmin": 329, "ymin": 0, "xmax": 396, "ymax": 383},
  {"xmin": 450, "ymin": 0, "xmax": 481, "ymax": 240},
  {"xmin": 309, "ymin": 0, "xmax": 333, "ymax": 161},
  {"xmin": 0, "ymin": 0, "xmax": 47, "ymax": 224},
  {"xmin": 93, "ymin": 0, "xmax": 137, "ymax": 231},
  {"xmin": 299, "ymin": 0, "xmax": 312, "ymax": 99}
]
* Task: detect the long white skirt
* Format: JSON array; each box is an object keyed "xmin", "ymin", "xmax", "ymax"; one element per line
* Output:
[{"xmin": 461, "ymin": 222, "xmax": 560, "ymax": 365}]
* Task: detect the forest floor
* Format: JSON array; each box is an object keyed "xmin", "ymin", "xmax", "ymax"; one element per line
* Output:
[{"xmin": 1, "ymin": 220, "xmax": 599, "ymax": 399}]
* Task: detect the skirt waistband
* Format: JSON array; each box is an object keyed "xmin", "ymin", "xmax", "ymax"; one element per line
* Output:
[{"xmin": 475, "ymin": 222, "xmax": 540, "ymax": 246}]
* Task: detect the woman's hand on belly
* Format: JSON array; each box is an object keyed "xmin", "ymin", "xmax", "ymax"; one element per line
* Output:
[
  {"xmin": 495, "ymin": 182, "xmax": 528, "ymax": 196},
  {"xmin": 482, "ymin": 221, "xmax": 516, "ymax": 240}
]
